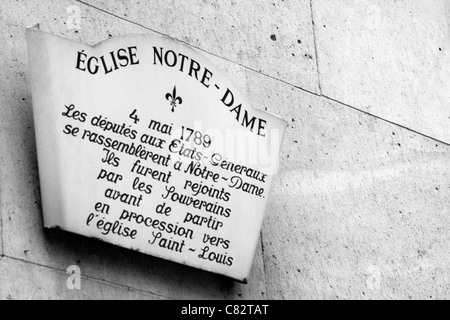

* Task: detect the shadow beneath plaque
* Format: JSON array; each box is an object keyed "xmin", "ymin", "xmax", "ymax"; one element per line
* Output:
[{"xmin": 42, "ymin": 227, "xmax": 239, "ymax": 299}]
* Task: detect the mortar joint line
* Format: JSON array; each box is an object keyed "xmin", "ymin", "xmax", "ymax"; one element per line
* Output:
[{"xmin": 3, "ymin": 254, "xmax": 171, "ymax": 299}]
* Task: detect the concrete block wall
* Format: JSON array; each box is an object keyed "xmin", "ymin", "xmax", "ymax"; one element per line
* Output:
[{"xmin": 0, "ymin": 0, "xmax": 449, "ymax": 299}]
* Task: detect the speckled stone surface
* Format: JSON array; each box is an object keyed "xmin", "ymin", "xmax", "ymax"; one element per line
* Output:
[{"xmin": 312, "ymin": 0, "xmax": 450, "ymax": 143}]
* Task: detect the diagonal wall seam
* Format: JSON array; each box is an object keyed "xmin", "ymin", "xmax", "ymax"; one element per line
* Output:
[
  {"xmin": 3, "ymin": 254, "xmax": 171, "ymax": 299},
  {"xmin": 17, "ymin": 0, "xmax": 440, "ymax": 297},
  {"xmin": 323, "ymin": 94, "xmax": 450, "ymax": 147},
  {"xmin": 75, "ymin": 0, "xmax": 450, "ymax": 148},
  {"xmin": 309, "ymin": 0, "xmax": 322, "ymax": 95}
]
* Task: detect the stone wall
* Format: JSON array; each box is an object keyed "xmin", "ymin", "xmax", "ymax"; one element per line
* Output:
[{"xmin": 0, "ymin": 0, "xmax": 449, "ymax": 299}]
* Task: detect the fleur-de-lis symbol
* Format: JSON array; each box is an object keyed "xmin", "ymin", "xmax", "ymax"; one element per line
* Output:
[{"xmin": 165, "ymin": 86, "xmax": 182, "ymax": 113}]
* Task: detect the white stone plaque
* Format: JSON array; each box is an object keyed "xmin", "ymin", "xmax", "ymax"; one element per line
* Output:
[{"xmin": 26, "ymin": 25, "xmax": 286, "ymax": 282}]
